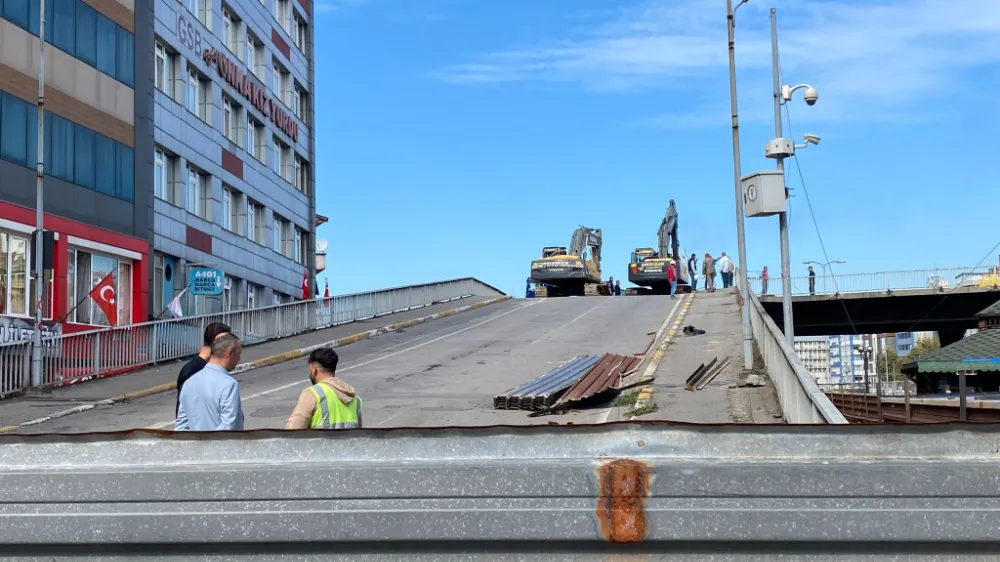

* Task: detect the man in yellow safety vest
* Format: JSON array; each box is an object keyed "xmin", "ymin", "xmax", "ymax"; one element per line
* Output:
[{"xmin": 285, "ymin": 348, "xmax": 362, "ymax": 429}]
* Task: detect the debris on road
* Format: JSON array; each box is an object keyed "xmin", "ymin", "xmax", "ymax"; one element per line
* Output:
[
  {"xmin": 739, "ymin": 374, "xmax": 768, "ymax": 387},
  {"xmin": 684, "ymin": 356, "xmax": 731, "ymax": 391},
  {"xmin": 494, "ymin": 356, "xmax": 600, "ymax": 410},
  {"xmin": 682, "ymin": 325, "xmax": 706, "ymax": 336}
]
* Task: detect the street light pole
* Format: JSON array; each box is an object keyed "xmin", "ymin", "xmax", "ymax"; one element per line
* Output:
[
  {"xmin": 770, "ymin": 8, "xmax": 794, "ymax": 345},
  {"xmin": 32, "ymin": 0, "xmax": 47, "ymax": 388},
  {"xmin": 727, "ymin": 0, "xmax": 754, "ymax": 371}
]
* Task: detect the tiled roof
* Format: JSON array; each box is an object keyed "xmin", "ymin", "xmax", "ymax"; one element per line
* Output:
[
  {"xmin": 975, "ymin": 299, "xmax": 1000, "ymax": 319},
  {"xmin": 901, "ymin": 329, "xmax": 1000, "ymax": 374}
]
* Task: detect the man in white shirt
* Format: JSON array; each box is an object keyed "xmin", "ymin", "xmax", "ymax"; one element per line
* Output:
[
  {"xmin": 718, "ymin": 252, "xmax": 734, "ymax": 288},
  {"xmin": 176, "ymin": 333, "xmax": 244, "ymax": 431}
]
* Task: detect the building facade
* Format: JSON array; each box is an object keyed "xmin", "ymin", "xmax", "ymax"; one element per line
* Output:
[
  {"xmin": 0, "ymin": 0, "xmax": 153, "ymax": 337},
  {"xmin": 151, "ymin": 0, "xmax": 314, "ymax": 316},
  {"xmin": 793, "ymin": 336, "xmax": 831, "ymax": 385},
  {"xmin": 828, "ymin": 334, "xmax": 867, "ymax": 384},
  {"xmin": 895, "ymin": 331, "xmax": 937, "ymax": 356}
]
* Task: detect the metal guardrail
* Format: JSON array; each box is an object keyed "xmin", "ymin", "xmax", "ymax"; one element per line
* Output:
[
  {"xmin": 0, "ymin": 277, "xmax": 504, "ymax": 397},
  {"xmin": 737, "ymin": 274, "xmax": 847, "ymax": 424},
  {"xmin": 747, "ymin": 266, "xmax": 997, "ymax": 296},
  {"xmin": 1, "ymin": 424, "xmax": 998, "ymax": 557}
]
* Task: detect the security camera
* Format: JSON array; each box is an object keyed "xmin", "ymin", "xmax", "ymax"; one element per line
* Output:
[
  {"xmin": 803, "ymin": 87, "xmax": 819, "ymax": 105},
  {"xmin": 803, "ymin": 133, "xmax": 821, "ymax": 145}
]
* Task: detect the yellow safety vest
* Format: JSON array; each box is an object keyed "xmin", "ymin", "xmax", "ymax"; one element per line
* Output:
[{"xmin": 308, "ymin": 382, "xmax": 361, "ymax": 429}]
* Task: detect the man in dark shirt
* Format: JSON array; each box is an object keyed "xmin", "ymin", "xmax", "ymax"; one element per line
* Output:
[{"xmin": 176, "ymin": 322, "xmax": 232, "ymax": 417}]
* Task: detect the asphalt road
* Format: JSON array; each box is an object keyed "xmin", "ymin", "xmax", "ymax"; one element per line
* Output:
[{"xmin": 15, "ymin": 295, "xmax": 677, "ymax": 433}]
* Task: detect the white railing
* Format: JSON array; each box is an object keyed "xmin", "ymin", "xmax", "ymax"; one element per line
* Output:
[
  {"xmin": 736, "ymin": 274, "xmax": 847, "ymax": 424},
  {"xmin": 747, "ymin": 266, "xmax": 997, "ymax": 296},
  {"xmin": 0, "ymin": 277, "xmax": 504, "ymax": 397}
]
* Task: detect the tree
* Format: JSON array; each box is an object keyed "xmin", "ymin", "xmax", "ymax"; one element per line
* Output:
[
  {"xmin": 876, "ymin": 348, "xmax": 903, "ymax": 381},
  {"xmin": 908, "ymin": 336, "xmax": 941, "ymax": 361}
]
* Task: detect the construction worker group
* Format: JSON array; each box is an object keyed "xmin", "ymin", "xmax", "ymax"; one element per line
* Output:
[{"xmin": 174, "ymin": 323, "xmax": 362, "ymax": 431}]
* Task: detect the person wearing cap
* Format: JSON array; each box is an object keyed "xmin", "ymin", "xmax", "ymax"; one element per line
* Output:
[{"xmin": 286, "ymin": 348, "xmax": 363, "ymax": 429}]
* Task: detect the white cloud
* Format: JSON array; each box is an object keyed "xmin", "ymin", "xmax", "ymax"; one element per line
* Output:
[{"xmin": 436, "ymin": 0, "xmax": 1000, "ymax": 124}]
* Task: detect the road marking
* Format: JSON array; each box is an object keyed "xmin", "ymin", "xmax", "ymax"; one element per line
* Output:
[
  {"xmin": 146, "ymin": 299, "xmax": 545, "ymax": 429},
  {"xmin": 595, "ymin": 295, "xmax": 688, "ymax": 424},
  {"xmin": 528, "ymin": 299, "xmax": 608, "ymax": 345}
]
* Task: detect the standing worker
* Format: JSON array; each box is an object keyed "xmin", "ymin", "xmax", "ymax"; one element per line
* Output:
[
  {"xmin": 286, "ymin": 348, "xmax": 363, "ymax": 429},
  {"xmin": 667, "ymin": 261, "xmax": 678, "ymax": 300},
  {"xmin": 761, "ymin": 266, "xmax": 770, "ymax": 294},
  {"xmin": 614, "ymin": 280, "xmax": 621, "ymax": 296},
  {"xmin": 808, "ymin": 266, "xmax": 817, "ymax": 295},
  {"xmin": 607, "ymin": 276, "xmax": 615, "ymax": 296},
  {"xmin": 176, "ymin": 334, "xmax": 244, "ymax": 431},
  {"xmin": 718, "ymin": 252, "xmax": 734, "ymax": 288},
  {"xmin": 176, "ymin": 322, "xmax": 231, "ymax": 418},
  {"xmin": 687, "ymin": 254, "xmax": 698, "ymax": 292},
  {"xmin": 703, "ymin": 253, "xmax": 716, "ymax": 293}
]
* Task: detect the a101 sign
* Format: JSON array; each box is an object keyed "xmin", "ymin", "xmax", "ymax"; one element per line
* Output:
[{"xmin": 189, "ymin": 268, "xmax": 224, "ymax": 296}]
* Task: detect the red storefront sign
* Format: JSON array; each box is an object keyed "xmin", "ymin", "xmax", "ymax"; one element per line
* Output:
[{"xmin": 202, "ymin": 48, "xmax": 300, "ymax": 142}]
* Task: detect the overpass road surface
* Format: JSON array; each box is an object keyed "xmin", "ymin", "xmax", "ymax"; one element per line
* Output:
[{"xmin": 5, "ymin": 295, "xmax": 693, "ymax": 433}]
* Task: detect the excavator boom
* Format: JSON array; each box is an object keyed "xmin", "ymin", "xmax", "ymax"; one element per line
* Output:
[{"xmin": 628, "ymin": 200, "xmax": 689, "ymax": 294}]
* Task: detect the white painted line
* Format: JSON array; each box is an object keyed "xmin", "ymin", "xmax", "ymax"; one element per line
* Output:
[
  {"xmin": 594, "ymin": 295, "xmax": 688, "ymax": 424},
  {"xmin": 528, "ymin": 299, "xmax": 607, "ymax": 346},
  {"xmin": 146, "ymin": 299, "xmax": 545, "ymax": 428}
]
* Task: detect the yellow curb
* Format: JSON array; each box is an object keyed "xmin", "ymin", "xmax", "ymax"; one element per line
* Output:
[
  {"xmin": 113, "ymin": 382, "xmax": 178, "ymax": 402},
  {"xmin": 0, "ymin": 425, "xmax": 20, "ymax": 433}
]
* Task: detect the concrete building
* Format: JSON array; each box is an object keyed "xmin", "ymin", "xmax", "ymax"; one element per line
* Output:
[
  {"xmin": 793, "ymin": 336, "xmax": 831, "ymax": 385},
  {"xmin": 895, "ymin": 331, "xmax": 937, "ymax": 357},
  {"xmin": 829, "ymin": 334, "xmax": 867, "ymax": 384},
  {"xmin": 0, "ymin": 0, "xmax": 152, "ymax": 338},
  {"xmin": 151, "ymin": 0, "xmax": 314, "ymax": 315}
]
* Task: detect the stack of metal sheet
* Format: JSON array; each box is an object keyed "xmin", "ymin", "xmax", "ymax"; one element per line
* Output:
[
  {"xmin": 555, "ymin": 353, "xmax": 642, "ymax": 407},
  {"xmin": 493, "ymin": 355, "xmax": 600, "ymax": 410}
]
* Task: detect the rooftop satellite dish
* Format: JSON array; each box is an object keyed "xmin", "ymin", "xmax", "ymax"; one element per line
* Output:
[{"xmin": 316, "ymin": 240, "xmax": 329, "ymax": 253}]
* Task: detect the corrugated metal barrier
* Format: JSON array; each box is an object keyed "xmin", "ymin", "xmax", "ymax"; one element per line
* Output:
[{"xmin": 0, "ymin": 423, "xmax": 997, "ymax": 559}]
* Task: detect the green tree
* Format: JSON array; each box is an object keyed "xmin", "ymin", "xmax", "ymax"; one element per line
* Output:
[
  {"xmin": 908, "ymin": 336, "xmax": 941, "ymax": 361},
  {"xmin": 876, "ymin": 348, "xmax": 903, "ymax": 381}
]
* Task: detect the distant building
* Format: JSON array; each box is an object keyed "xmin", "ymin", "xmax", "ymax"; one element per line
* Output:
[
  {"xmin": 829, "ymin": 335, "xmax": 867, "ymax": 383},
  {"xmin": 895, "ymin": 331, "xmax": 937, "ymax": 356},
  {"xmin": 793, "ymin": 336, "xmax": 831, "ymax": 385}
]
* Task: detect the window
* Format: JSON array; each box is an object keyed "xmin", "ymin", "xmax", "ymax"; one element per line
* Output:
[
  {"xmin": 294, "ymin": 227, "xmax": 303, "ymax": 264},
  {"xmin": 223, "ymin": 97, "xmax": 239, "ymax": 143},
  {"xmin": 249, "ymin": 117, "xmax": 264, "ymax": 160},
  {"xmin": 196, "ymin": 0, "xmax": 211, "ymax": 31},
  {"xmin": 74, "ymin": 126, "xmax": 96, "ymax": 190},
  {"xmin": 95, "ymin": 133, "xmax": 115, "ymax": 197},
  {"xmin": 246, "ymin": 32, "xmax": 263, "ymax": 76},
  {"xmin": 271, "ymin": 135, "xmax": 283, "ymax": 176},
  {"xmin": 294, "ymin": 155, "xmax": 307, "ymax": 193},
  {"xmin": 96, "ymin": 15, "xmax": 117, "ymax": 77},
  {"xmin": 75, "ymin": 2, "xmax": 97, "ymax": 66},
  {"xmin": 186, "ymin": 166, "xmax": 210, "ymax": 219},
  {"xmin": 293, "ymin": 12, "xmax": 306, "ymax": 51},
  {"xmin": 155, "ymin": 42, "xmax": 175, "ymax": 97},
  {"xmin": 223, "ymin": 6, "xmax": 241, "ymax": 54},
  {"xmin": 271, "ymin": 61, "xmax": 290, "ymax": 100},
  {"xmin": 153, "ymin": 147, "xmax": 178, "ymax": 204},
  {"xmin": 222, "ymin": 187, "xmax": 234, "ymax": 231},
  {"xmin": 3, "ymin": 0, "xmax": 31, "ymax": 30},
  {"xmin": 248, "ymin": 282, "xmax": 260, "ymax": 309},
  {"xmin": 291, "ymin": 85, "xmax": 301, "ymax": 118},
  {"xmin": 273, "ymin": 214, "xmax": 287, "ymax": 254},
  {"xmin": 273, "ymin": 0, "xmax": 289, "ymax": 31},
  {"xmin": 0, "ymin": 232, "xmax": 32, "ymax": 316},
  {"xmin": 116, "ymin": 26, "xmax": 134, "ymax": 87},
  {"xmin": 66, "ymin": 248, "xmax": 131, "ymax": 326},
  {"xmin": 223, "ymin": 276, "xmax": 233, "ymax": 311},
  {"xmin": 187, "ymin": 69, "xmax": 209, "ymax": 121},
  {"xmin": 53, "ymin": 0, "xmax": 76, "ymax": 56},
  {"xmin": 0, "ymin": 92, "xmax": 33, "ymax": 167},
  {"xmin": 247, "ymin": 199, "xmax": 265, "ymax": 244}
]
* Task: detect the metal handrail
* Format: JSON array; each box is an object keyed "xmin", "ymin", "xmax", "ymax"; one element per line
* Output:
[{"xmin": 748, "ymin": 266, "xmax": 997, "ymax": 296}]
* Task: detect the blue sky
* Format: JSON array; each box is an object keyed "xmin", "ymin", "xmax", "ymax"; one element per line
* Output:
[{"xmin": 313, "ymin": 0, "xmax": 1000, "ymax": 297}]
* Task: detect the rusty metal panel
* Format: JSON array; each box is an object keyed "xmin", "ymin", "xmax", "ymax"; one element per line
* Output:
[
  {"xmin": 493, "ymin": 355, "xmax": 600, "ymax": 410},
  {"xmin": 1, "ymin": 425, "xmax": 1000, "ymax": 558},
  {"xmin": 557, "ymin": 353, "xmax": 641, "ymax": 404}
]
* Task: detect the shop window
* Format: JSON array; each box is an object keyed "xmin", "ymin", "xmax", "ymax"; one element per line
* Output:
[{"xmin": 66, "ymin": 247, "xmax": 132, "ymax": 326}]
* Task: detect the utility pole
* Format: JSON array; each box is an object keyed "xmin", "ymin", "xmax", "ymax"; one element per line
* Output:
[
  {"xmin": 727, "ymin": 0, "xmax": 754, "ymax": 371},
  {"xmin": 769, "ymin": 8, "xmax": 794, "ymax": 345},
  {"xmin": 32, "ymin": 0, "xmax": 47, "ymax": 388}
]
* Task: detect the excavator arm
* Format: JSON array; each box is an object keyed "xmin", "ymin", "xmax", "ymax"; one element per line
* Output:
[
  {"xmin": 658, "ymin": 200, "xmax": 679, "ymax": 260},
  {"xmin": 570, "ymin": 226, "xmax": 602, "ymax": 265}
]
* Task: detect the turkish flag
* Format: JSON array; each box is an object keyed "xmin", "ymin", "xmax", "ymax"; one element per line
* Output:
[
  {"xmin": 88, "ymin": 272, "xmax": 117, "ymax": 326},
  {"xmin": 301, "ymin": 271, "xmax": 310, "ymax": 300},
  {"xmin": 323, "ymin": 279, "xmax": 330, "ymax": 299}
]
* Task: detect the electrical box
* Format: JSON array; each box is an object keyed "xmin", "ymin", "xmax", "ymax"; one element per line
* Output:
[
  {"xmin": 764, "ymin": 138, "xmax": 795, "ymax": 159},
  {"xmin": 30, "ymin": 230, "xmax": 55, "ymax": 271},
  {"xmin": 742, "ymin": 170, "xmax": 786, "ymax": 217}
]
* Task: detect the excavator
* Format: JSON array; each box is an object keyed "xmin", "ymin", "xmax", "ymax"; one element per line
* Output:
[
  {"xmin": 529, "ymin": 226, "xmax": 609, "ymax": 298},
  {"xmin": 627, "ymin": 200, "xmax": 690, "ymax": 295}
]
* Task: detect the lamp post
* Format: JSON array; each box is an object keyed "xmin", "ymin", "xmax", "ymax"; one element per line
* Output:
[
  {"xmin": 766, "ymin": 8, "xmax": 820, "ymax": 345},
  {"xmin": 804, "ymin": 259, "xmax": 845, "ymax": 294},
  {"xmin": 32, "ymin": 0, "xmax": 48, "ymax": 387},
  {"xmin": 727, "ymin": 0, "xmax": 754, "ymax": 371}
]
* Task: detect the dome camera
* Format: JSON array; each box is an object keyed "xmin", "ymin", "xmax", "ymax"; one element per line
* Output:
[{"xmin": 803, "ymin": 87, "xmax": 819, "ymax": 106}]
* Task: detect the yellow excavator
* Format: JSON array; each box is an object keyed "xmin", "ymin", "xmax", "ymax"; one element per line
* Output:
[
  {"xmin": 628, "ymin": 200, "xmax": 689, "ymax": 295},
  {"xmin": 529, "ymin": 226, "xmax": 609, "ymax": 298}
]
